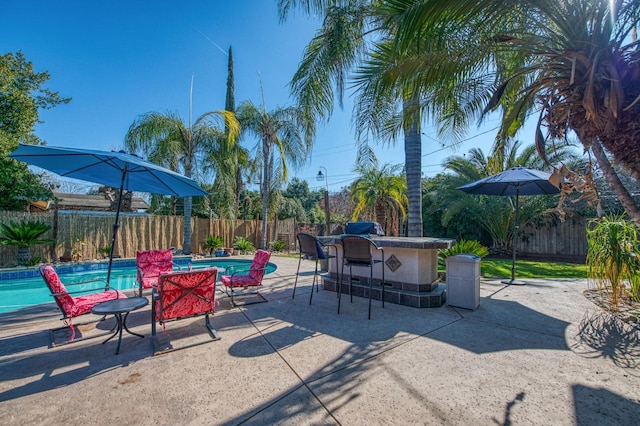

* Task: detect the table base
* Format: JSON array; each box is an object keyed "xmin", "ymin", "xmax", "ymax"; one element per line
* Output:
[{"xmin": 102, "ymin": 311, "xmax": 145, "ymax": 354}]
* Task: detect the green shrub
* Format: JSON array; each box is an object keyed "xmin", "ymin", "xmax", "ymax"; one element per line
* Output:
[
  {"xmin": 438, "ymin": 239, "xmax": 489, "ymax": 266},
  {"xmin": 201, "ymin": 235, "xmax": 224, "ymax": 255},
  {"xmin": 97, "ymin": 245, "xmax": 112, "ymax": 258},
  {"xmin": 233, "ymin": 236, "xmax": 256, "ymax": 254},
  {"xmin": 269, "ymin": 240, "xmax": 287, "ymax": 252}
]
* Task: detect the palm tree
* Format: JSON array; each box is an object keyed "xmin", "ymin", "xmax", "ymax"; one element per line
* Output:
[
  {"xmin": 383, "ymin": 0, "xmax": 640, "ymax": 225},
  {"xmin": 279, "ymin": 1, "xmax": 426, "ymax": 237},
  {"xmin": 349, "ymin": 148, "xmax": 407, "ymax": 236},
  {"xmin": 235, "ymin": 100, "xmax": 314, "ymax": 248},
  {"xmin": 124, "ymin": 108, "xmax": 238, "ymax": 254}
]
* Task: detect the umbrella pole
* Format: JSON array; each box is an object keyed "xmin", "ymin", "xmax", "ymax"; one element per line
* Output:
[
  {"xmin": 502, "ymin": 189, "xmax": 524, "ymax": 285},
  {"xmin": 106, "ymin": 166, "xmax": 127, "ymax": 288},
  {"xmin": 511, "ymin": 192, "xmax": 518, "ymax": 282}
]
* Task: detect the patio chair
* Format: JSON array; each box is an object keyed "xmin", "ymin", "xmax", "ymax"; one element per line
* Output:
[
  {"xmin": 220, "ymin": 249, "xmax": 271, "ymax": 306},
  {"xmin": 40, "ymin": 265, "xmax": 127, "ymax": 345},
  {"xmin": 339, "ymin": 235, "xmax": 385, "ymax": 319},
  {"xmin": 151, "ymin": 267, "xmax": 220, "ymax": 355},
  {"xmin": 136, "ymin": 249, "xmax": 180, "ymax": 297},
  {"xmin": 293, "ymin": 232, "xmax": 336, "ymax": 304}
]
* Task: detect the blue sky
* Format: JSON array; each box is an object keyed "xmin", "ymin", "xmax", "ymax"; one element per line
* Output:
[{"xmin": 3, "ymin": 0, "xmax": 523, "ymax": 193}]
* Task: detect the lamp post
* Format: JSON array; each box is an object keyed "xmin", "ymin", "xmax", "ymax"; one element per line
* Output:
[{"xmin": 317, "ymin": 166, "xmax": 331, "ymax": 236}]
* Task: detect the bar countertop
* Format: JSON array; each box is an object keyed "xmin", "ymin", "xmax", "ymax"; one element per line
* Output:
[{"xmin": 320, "ymin": 235, "xmax": 454, "ymax": 249}]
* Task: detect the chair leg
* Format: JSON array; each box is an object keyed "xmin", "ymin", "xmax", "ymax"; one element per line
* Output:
[
  {"xmin": 309, "ymin": 258, "xmax": 319, "ymax": 305},
  {"xmin": 381, "ymin": 261, "xmax": 385, "ymax": 309},
  {"xmin": 349, "ymin": 265, "xmax": 353, "ymax": 303},
  {"xmin": 205, "ymin": 314, "xmax": 221, "ymax": 341},
  {"xmin": 338, "ymin": 261, "xmax": 344, "ymax": 314},
  {"xmin": 292, "ymin": 256, "xmax": 303, "ymax": 299},
  {"xmin": 368, "ymin": 266, "xmax": 373, "ymax": 320},
  {"xmin": 151, "ymin": 299, "xmax": 157, "ymax": 337}
]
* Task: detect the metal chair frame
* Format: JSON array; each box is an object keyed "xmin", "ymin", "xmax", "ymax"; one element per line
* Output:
[
  {"xmin": 39, "ymin": 265, "xmax": 126, "ymax": 347},
  {"xmin": 338, "ymin": 235, "xmax": 385, "ymax": 319},
  {"xmin": 220, "ymin": 249, "xmax": 271, "ymax": 306},
  {"xmin": 152, "ymin": 268, "xmax": 220, "ymax": 355},
  {"xmin": 293, "ymin": 232, "xmax": 337, "ymax": 304},
  {"xmin": 136, "ymin": 249, "xmax": 181, "ymax": 297}
]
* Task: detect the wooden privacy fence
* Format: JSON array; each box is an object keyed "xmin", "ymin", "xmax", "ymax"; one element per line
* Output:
[
  {"xmin": 0, "ymin": 211, "xmax": 309, "ymax": 267},
  {"xmin": 517, "ymin": 214, "xmax": 587, "ymax": 260},
  {"xmin": 0, "ymin": 210, "xmax": 587, "ymax": 267}
]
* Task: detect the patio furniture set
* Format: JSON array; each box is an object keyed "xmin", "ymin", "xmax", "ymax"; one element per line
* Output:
[
  {"xmin": 40, "ymin": 248, "xmax": 271, "ymax": 354},
  {"xmin": 38, "ymin": 224, "xmax": 454, "ymax": 354}
]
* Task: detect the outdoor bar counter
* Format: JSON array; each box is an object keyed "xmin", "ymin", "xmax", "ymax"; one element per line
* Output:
[{"xmin": 320, "ymin": 236, "xmax": 455, "ymax": 308}]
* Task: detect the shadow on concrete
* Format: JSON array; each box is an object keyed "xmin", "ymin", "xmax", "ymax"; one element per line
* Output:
[
  {"xmin": 572, "ymin": 311, "xmax": 640, "ymax": 370},
  {"xmin": 573, "ymin": 384, "xmax": 640, "ymax": 425}
]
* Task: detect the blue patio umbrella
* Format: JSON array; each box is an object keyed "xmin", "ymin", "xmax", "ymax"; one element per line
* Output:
[
  {"xmin": 457, "ymin": 166, "xmax": 560, "ymax": 285},
  {"xmin": 9, "ymin": 143, "xmax": 208, "ymax": 285}
]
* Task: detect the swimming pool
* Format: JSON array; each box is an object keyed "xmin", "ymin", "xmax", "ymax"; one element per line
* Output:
[{"xmin": 0, "ymin": 259, "xmax": 277, "ymax": 314}]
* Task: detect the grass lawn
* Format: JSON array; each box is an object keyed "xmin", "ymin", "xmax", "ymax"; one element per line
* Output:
[{"xmin": 480, "ymin": 257, "xmax": 587, "ymax": 279}]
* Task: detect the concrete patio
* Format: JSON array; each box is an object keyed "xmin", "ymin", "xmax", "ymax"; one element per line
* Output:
[{"xmin": 0, "ymin": 255, "xmax": 639, "ymax": 425}]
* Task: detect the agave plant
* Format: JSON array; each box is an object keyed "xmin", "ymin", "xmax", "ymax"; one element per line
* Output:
[{"xmin": 0, "ymin": 220, "xmax": 55, "ymax": 265}]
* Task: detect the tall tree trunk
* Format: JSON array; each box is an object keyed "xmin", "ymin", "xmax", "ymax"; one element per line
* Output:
[
  {"xmin": 183, "ymin": 196, "xmax": 192, "ymax": 254},
  {"xmin": 374, "ymin": 200, "xmax": 387, "ymax": 232},
  {"xmin": 183, "ymin": 162, "xmax": 194, "ymax": 254},
  {"xmin": 404, "ymin": 97, "xmax": 423, "ymax": 237},
  {"xmin": 225, "ymin": 46, "xmax": 241, "ymax": 219},
  {"xmin": 590, "ymin": 139, "xmax": 640, "ymax": 227},
  {"xmin": 260, "ymin": 137, "xmax": 271, "ymax": 249}
]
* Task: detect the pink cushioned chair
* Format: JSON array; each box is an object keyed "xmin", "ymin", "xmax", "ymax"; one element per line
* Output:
[
  {"xmin": 136, "ymin": 249, "xmax": 180, "ymax": 297},
  {"xmin": 40, "ymin": 265, "xmax": 127, "ymax": 345},
  {"xmin": 220, "ymin": 249, "xmax": 271, "ymax": 306},
  {"xmin": 152, "ymin": 268, "xmax": 220, "ymax": 354}
]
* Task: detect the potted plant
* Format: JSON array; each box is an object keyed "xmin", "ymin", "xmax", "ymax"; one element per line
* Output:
[
  {"xmin": 233, "ymin": 236, "xmax": 256, "ymax": 255},
  {"xmin": 201, "ymin": 235, "xmax": 224, "ymax": 256},
  {"xmin": 0, "ymin": 220, "xmax": 55, "ymax": 266}
]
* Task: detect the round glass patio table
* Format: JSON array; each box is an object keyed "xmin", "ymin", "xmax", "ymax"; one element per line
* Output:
[{"xmin": 91, "ymin": 297, "xmax": 148, "ymax": 354}]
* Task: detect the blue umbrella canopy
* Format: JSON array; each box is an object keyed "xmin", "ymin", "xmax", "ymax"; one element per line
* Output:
[
  {"xmin": 9, "ymin": 143, "xmax": 207, "ymax": 197},
  {"xmin": 9, "ymin": 143, "xmax": 208, "ymax": 285},
  {"xmin": 457, "ymin": 166, "xmax": 559, "ymax": 196},
  {"xmin": 457, "ymin": 166, "xmax": 561, "ymax": 285}
]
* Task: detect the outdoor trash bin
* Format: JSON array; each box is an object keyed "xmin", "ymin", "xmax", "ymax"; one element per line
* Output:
[{"xmin": 446, "ymin": 254, "xmax": 480, "ymax": 310}]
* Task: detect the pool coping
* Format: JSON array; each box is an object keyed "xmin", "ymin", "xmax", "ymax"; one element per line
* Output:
[
  {"xmin": 0, "ymin": 256, "xmax": 184, "ymax": 280},
  {"xmin": 0, "ymin": 255, "xmax": 278, "ymax": 281}
]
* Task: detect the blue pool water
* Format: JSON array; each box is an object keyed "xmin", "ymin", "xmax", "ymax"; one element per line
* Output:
[{"xmin": 0, "ymin": 259, "xmax": 277, "ymax": 314}]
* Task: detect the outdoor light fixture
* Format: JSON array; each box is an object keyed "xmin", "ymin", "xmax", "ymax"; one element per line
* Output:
[{"xmin": 317, "ymin": 166, "xmax": 330, "ymax": 236}]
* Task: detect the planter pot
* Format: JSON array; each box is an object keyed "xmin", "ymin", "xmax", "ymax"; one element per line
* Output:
[
  {"xmin": 59, "ymin": 256, "xmax": 72, "ymax": 262},
  {"xmin": 224, "ymin": 248, "xmax": 234, "ymax": 256}
]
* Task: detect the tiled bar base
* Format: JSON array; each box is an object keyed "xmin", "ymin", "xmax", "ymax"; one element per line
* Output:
[
  {"xmin": 321, "ymin": 274, "xmax": 446, "ymax": 308},
  {"xmin": 319, "ymin": 236, "xmax": 454, "ymax": 308}
]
